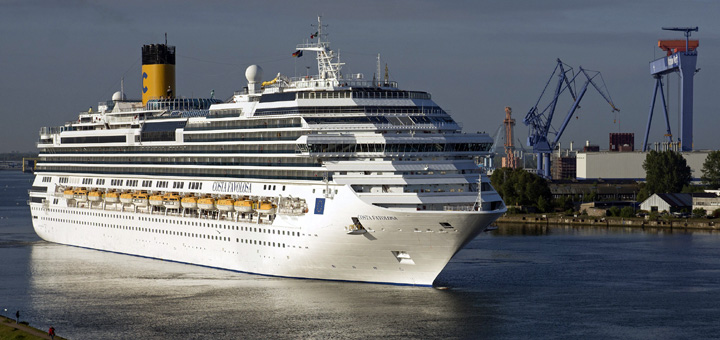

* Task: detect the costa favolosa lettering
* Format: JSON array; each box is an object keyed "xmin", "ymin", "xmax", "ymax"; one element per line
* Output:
[{"xmin": 212, "ymin": 181, "xmax": 252, "ymax": 193}]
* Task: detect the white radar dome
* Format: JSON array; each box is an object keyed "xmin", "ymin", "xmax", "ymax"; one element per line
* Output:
[
  {"xmin": 245, "ymin": 65, "xmax": 264, "ymax": 83},
  {"xmin": 112, "ymin": 91, "xmax": 127, "ymax": 102}
]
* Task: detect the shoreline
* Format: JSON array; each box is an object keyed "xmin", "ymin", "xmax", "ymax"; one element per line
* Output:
[
  {"xmin": 497, "ymin": 215, "xmax": 719, "ymax": 231},
  {"xmin": 0, "ymin": 315, "xmax": 64, "ymax": 340}
]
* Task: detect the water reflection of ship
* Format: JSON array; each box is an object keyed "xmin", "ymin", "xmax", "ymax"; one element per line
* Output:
[{"xmin": 28, "ymin": 242, "xmax": 500, "ymax": 338}]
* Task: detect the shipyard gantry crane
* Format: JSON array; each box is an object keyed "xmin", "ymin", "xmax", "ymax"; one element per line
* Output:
[
  {"xmin": 642, "ymin": 26, "xmax": 699, "ymax": 152},
  {"xmin": 524, "ymin": 59, "xmax": 619, "ymax": 178}
]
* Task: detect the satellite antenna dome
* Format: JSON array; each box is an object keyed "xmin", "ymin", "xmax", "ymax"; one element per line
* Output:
[
  {"xmin": 112, "ymin": 91, "xmax": 126, "ymax": 102},
  {"xmin": 245, "ymin": 65, "xmax": 264, "ymax": 83}
]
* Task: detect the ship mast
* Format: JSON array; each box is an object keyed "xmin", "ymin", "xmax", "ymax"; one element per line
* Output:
[{"xmin": 296, "ymin": 16, "xmax": 344, "ymax": 82}]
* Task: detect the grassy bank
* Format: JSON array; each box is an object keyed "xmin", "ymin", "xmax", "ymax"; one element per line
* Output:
[{"xmin": 0, "ymin": 315, "xmax": 66, "ymax": 340}]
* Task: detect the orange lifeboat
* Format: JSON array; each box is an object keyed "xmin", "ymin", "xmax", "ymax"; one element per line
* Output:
[
  {"xmin": 163, "ymin": 192, "xmax": 181, "ymax": 209},
  {"xmin": 132, "ymin": 191, "xmax": 149, "ymax": 207},
  {"xmin": 181, "ymin": 194, "xmax": 198, "ymax": 209},
  {"xmin": 197, "ymin": 195, "xmax": 216, "ymax": 210},
  {"xmin": 119, "ymin": 191, "xmax": 133, "ymax": 204},
  {"xmin": 63, "ymin": 187, "xmax": 75, "ymax": 200},
  {"xmin": 256, "ymin": 200, "xmax": 276, "ymax": 214},
  {"xmin": 73, "ymin": 188, "xmax": 88, "ymax": 202},
  {"xmin": 234, "ymin": 198, "xmax": 254, "ymax": 213},
  {"xmin": 149, "ymin": 193, "xmax": 164, "ymax": 206},
  {"xmin": 105, "ymin": 190, "xmax": 120, "ymax": 203},
  {"xmin": 88, "ymin": 189, "xmax": 103, "ymax": 202},
  {"xmin": 217, "ymin": 196, "xmax": 235, "ymax": 212}
]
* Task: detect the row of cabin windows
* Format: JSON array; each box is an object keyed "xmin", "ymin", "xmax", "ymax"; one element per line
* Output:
[
  {"xmin": 40, "ymin": 144, "xmax": 297, "ymax": 154},
  {"xmin": 35, "ymin": 165, "xmax": 327, "ymax": 181},
  {"xmin": 40, "ymin": 214, "xmax": 294, "ymax": 248},
  {"xmin": 305, "ymin": 142, "xmax": 492, "ymax": 154},
  {"xmin": 254, "ymin": 105, "xmax": 446, "ymax": 117},
  {"xmin": 295, "ymin": 90, "xmax": 430, "ymax": 100},
  {"xmin": 39, "ymin": 156, "xmax": 318, "ymax": 168}
]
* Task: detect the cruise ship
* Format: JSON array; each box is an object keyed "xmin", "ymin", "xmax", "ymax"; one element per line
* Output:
[{"xmin": 28, "ymin": 18, "xmax": 506, "ymax": 286}]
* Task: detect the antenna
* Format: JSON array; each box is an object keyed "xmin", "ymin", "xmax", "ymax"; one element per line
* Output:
[
  {"xmin": 376, "ymin": 54, "xmax": 381, "ymax": 86},
  {"xmin": 165, "ymin": 32, "xmax": 167, "ymax": 46},
  {"xmin": 120, "ymin": 77, "xmax": 124, "ymax": 99}
]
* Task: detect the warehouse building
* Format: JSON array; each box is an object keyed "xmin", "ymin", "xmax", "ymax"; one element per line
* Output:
[{"xmin": 576, "ymin": 151, "xmax": 710, "ymax": 181}]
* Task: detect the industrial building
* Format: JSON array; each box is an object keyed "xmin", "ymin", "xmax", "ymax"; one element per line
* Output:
[
  {"xmin": 692, "ymin": 192, "xmax": 720, "ymax": 215},
  {"xmin": 610, "ymin": 133, "xmax": 634, "ymax": 152},
  {"xmin": 640, "ymin": 193, "xmax": 692, "ymax": 213},
  {"xmin": 576, "ymin": 150, "xmax": 710, "ymax": 181}
]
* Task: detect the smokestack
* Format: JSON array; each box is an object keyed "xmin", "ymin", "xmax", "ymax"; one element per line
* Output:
[{"xmin": 141, "ymin": 42, "xmax": 176, "ymax": 106}]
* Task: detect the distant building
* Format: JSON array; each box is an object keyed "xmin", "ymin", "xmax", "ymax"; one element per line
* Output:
[
  {"xmin": 551, "ymin": 156, "xmax": 576, "ymax": 180},
  {"xmin": 576, "ymin": 151, "xmax": 710, "ymax": 181},
  {"xmin": 610, "ymin": 133, "xmax": 634, "ymax": 152},
  {"xmin": 583, "ymin": 145, "xmax": 600, "ymax": 152},
  {"xmin": 640, "ymin": 193, "xmax": 692, "ymax": 213},
  {"xmin": 692, "ymin": 191, "xmax": 720, "ymax": 215},
  {"xmin": 549, "ymin": 179, "xmax": 639, "ymax": 200}
]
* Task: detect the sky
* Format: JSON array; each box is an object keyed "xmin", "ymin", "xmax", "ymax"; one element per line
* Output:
[{"xmin": 0, "ymin": 0, "xmax": 718, "ymax": 153}]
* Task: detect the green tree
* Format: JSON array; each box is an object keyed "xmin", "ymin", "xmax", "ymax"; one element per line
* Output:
[
  {"xmin": 620, "ymin": 206, "xmax": 635, "ymax": 218},
  {"xmin": 702, "ymin": 150, "xmax": 720, "ymax": 189},
  {"xmin": 554, "ymin": 196, "xmax": 574, "ymax": 212},
  {"xmin": 692, "ymin": 208, "xmax": 707, "ymax": 217},
  {"xmin": 643, "ymin": 150, "xmax": 692, "ymax": 195},
  {"xmin": 490, "ymin": 168, "xmax": 552, "ymax": 212},
  {"xmin": 537, "ymin": 196, "xmax": 551, "ymax": 213}
]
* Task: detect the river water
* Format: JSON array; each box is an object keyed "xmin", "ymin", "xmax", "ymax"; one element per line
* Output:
[{"xmin": 2, "ymin": 172, "xmax": 720, "ymax": 339}]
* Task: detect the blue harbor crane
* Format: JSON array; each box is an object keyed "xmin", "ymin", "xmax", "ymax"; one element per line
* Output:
[
  {"xmin": 643, "ymin": 27, "xmax": 699, "ymax": 152},
  {"xmin": 524, "ymin": 59, "xmax": 619, "ymax": 179}
]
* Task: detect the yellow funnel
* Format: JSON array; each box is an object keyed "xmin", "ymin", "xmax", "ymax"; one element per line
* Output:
[{"xmin": 141, "ymin": 44, "xmax": 176, "ymax": 106}]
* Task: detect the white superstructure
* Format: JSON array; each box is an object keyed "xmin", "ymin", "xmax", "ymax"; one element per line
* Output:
[{"xmin": 28, "ymin": 17, "xmax": 506, "ymax": 286}]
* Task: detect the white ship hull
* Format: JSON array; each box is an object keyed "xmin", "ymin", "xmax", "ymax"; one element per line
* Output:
[{"xmin": 30, "ymin": 180, "xmax": 502, "ymax": 286}]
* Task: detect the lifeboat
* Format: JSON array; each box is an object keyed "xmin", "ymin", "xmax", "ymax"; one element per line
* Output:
[
  {"xmin": 88, "ymin": 189, "xmax": 103, "ymax": 202},
  {"xmin": 197, "ymin": 195, "xmax": 216, "ymax": 210},
  {"xmin": 256, "ymin": 200, "xmax": 276, "ymax": 215},
  {"xmin": 163, "ymin": 192, "xmax": 181, "ymax": 209},
  {"xmin": 234, "ymin": 199, "xmax": 254, "ymax": 213},
  {"xmin": 132, "ymin": 191, "xmax": 149, "ymax": 207},
  {"xmin": 119, "ymin": 191, "xmax": 133, "ymax": 204},
  {"xmin": 73, "ymin": 188, "xmax": 88, "ymax": 202},
  {"xmin": 149, "ymin": 193, "xmax": 164, "ymax": 206},
  {"xmin": 180, "ymin": 194, "xmax": 197, "ymax": 209},
  {"xmin": 217, "ymin": 196, "xmax": 235, "ymax": 212},
  {"xmin": 63, "ymin": 187, "xmax": 75, "ymax": 200},
  {"xmin": 105, "ymin": 190, "xmax": 120, "ymax": 203}
]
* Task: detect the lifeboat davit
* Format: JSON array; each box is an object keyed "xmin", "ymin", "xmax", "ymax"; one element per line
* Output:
[
  {"xmin": 163, "ymin": 192, "xmax": 181, "ymax": 209},
  {"xmin": 63, "ymin": 187, "xmax": 75, "ymax": 200},
  {"xmin": 181, "ymin": 194, "xmax": 197, "ymax": 209},
  {"xmin": 132, "ymin": 191, "xmax": 149, "ymax": 207},
  {"xmin": 217, "ymin": 196, "xmax": 235, "ymax": 212},
  {"xmin": 105, "ymin": 190, "xmax": 120, "ymax": 203},
  {"xmin": 88, "ymin": 189, "xmax": 103, "ymax": 202},
  {"xmin": 119, "ymin": 191, "xmax": 133, "ymax": 204},
  {"xmin": 234, "ymin": 199, "xmax": 254, "ymax": 213},
  {"xmin": 256, "ymin": 200, "xmax": 276, "ymax": 215},
  {"xmin": 149, "ymin": 193, "xmax": 164, "ymax": 206},
  {"xmin": 197, "ymin": 195, "xmax": 216, "ymax": 210},
  {"xmin": 74, "ymin": 188, "xmax": 88, "ymax": 202}
]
